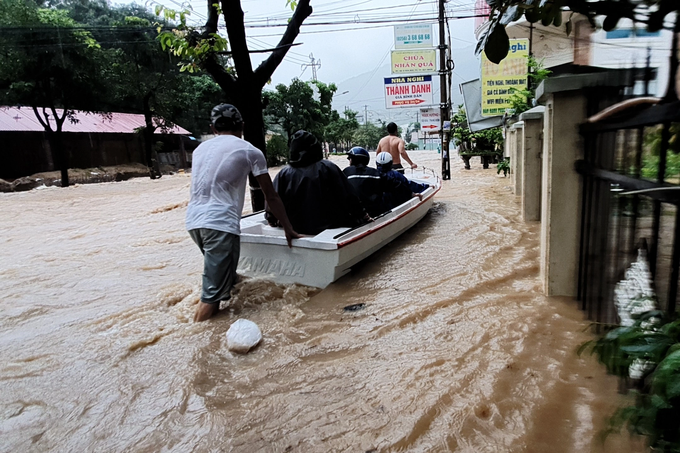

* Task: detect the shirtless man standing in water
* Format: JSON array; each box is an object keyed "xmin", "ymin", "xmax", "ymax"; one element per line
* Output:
[{"xmin": 376, "ymin": 122, "xmax": 417, "ymax": 173}]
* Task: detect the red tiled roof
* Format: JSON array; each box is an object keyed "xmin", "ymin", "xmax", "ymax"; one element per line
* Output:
[{"xmin": 0, "ymin": 106, "xmax": 190, "ymax": 135}]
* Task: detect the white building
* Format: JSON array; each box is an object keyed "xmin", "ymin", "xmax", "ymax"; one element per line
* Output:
[{"xmin": 495, "ymin": 13, "xmax": 674, "ymax": 97}]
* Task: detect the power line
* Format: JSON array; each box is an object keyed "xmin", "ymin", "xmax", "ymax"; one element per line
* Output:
[
  {"xmin": 343, "ymin": 0, "xmax": 424, "ymax": 108},
  {"xmin": 247, "ymin": 1, "xmax": 441, "ymax": 22},
  {"xmin": 246, "ymin": 15, "xmax": 483, "ymax": 39}
]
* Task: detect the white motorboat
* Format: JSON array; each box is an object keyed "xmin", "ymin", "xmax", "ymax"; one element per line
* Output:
[{"xmin": 237, "ymin": 168, "xmax": 441, "ymax": 288}]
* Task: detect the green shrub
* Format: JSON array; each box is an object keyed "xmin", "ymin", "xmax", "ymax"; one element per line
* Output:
[
  {"xmin": 497, "ymin": 158, "xmax": 510, "ymax": 177},
  {"xmin": 580, "ymin": 311, "xmax": 680, "ymax": 450}
]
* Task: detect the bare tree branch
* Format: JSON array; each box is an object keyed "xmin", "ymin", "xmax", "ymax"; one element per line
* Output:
[
  {"xmin": 205, "ymin": 0, "xmax": 219, "ymax": 35},
  {"xmin": 221, "ymin": 0, "xmax": 254, "ymax": 81},
  {"xmin": 216, "ymin": 42, "xmax": 302, "ymax": 55},
  {"xmin": 201, "ymin": 0, "xmax": 237, "ymax": 93},
  {"xmin": 203, "ymin": 55, "xmax": 237, "ymax": 94},
  {"xmin": 254, "ymin": 0, "xmax": 312, "ymax": 87},
  {"xmin": 32, "ymin": 105, "xmax": 50, "ymax": 131}
]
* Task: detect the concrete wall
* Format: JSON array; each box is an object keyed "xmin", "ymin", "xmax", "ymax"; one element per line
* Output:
[
  {"xmin": 506, "ymin": 12, "xmax": 575, "ymax": 68},
  {"xmin": 539, "ymin": 91, "xmax": 587, "ymax": 296},
  {"xmin": 519, "ymin": 107, "xmax": 544, "ymax": 222},
  {"xmin": 588, "ymin": 18, "xmax": 673, "ymax": 97},
  {"xmin": 505, "ymin": 125, "xmax": 517, "ymax": 185},
  {"xmin": 511, "ymin": 122, "xmax": 524, "ymax": 196},
  {"xmin": 506, "ymin": 16, "xmax": 673, "ymax": 97}
]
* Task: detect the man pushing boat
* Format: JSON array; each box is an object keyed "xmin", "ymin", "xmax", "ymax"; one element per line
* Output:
[{"xmin": 186, "ymin": 104, "xmax": 300, "ymax": 322}]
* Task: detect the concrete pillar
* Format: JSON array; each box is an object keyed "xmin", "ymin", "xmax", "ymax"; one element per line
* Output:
[
  {"xmin": 536, "ymin": 71, "xmax": 633, "ymax": 297},
  {"xmin": 538, "ymin": 88, "xmax": 587, "ymax": 296},
  {"xmin": 511, "ymin": 121, "xmax": 524, "ymax": 196},
  {"xmin": 505, "ymin": 125, "xmax": 516, "ymax": 186},
  {"xmin": 519, "ymin": 107, "xmax": 544, "ymax": 222}
]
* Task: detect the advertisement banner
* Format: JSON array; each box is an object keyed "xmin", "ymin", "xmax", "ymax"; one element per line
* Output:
[
  {"xmin": 420, "ymin": 108, "xmax": 440, "ymax": 132},
  {"xmin": 394, "ymin": 24, "xmax": 433, "ymax": 49},
  {"xmin": 391, "ymin": 49, "xmax": 436, "ymax": 74},
  {"xmin": 480, "ymin": 39, "xmax": 529, "ymax": 117},
  {"xmin": 384, "ymin": 76, "xmax": 433, "ymax": 109}
]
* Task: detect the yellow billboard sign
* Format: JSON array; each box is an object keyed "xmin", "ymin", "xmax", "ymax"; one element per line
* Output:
[
  {"xmin": 391, "ymin": 49, "xmax": 436, "ymax": 75},
  {"xmin": 481, "ymin": 39, "xmax": 529, "ymax": 117}
]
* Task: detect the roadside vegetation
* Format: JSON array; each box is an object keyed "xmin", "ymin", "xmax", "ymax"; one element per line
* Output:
[
  {"xmin": 0, "ymin": 0, "xmax": 395, "ymax": 191},
  {"xmin": 580, "ymin": 308, "xmax": 680, "ymax": 451}
]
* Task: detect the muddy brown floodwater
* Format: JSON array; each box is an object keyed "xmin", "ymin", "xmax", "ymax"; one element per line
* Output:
[{"xmin": 0, "ymin": 151, "xmax": 646, "ymax": 452}]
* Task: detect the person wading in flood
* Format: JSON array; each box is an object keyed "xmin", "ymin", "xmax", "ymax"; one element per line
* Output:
[
  {"xmin": 376, "ymin": 122, "xmax": 418, "ymax": 174},
  {"xmin": 185, "ymin": 104, "xmax": 300, "ymax": 322}
]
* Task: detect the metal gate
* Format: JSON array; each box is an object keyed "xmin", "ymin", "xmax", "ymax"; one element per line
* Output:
[{"xmin": 577, "ymin": 102, "xmax": 680, "ymax": 324}]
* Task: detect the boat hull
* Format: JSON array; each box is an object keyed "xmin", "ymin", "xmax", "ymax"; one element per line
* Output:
[{"xmin": 237, "ymin": 170, "xmax": 440, "ymax": 288}]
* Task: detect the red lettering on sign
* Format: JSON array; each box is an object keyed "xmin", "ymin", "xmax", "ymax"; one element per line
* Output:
[
  {"xmin": 387, "ymin": 86, "xmax": 410, "ymax": 95},
  {"xmin": 410, "ymin": 84, "xmax": 431, "ymax": 94}
]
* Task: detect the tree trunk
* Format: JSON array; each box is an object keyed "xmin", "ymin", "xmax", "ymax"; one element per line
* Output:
[
  {"xmin": 237, "ymin": 84, "xmax": 266, "ymax": 211},
  {"xmin": 202, "ymin": 0, "xmax": 313, "ymax": 211},
  {"xmin": 47, "ymin": 130, "xmax": 70, "ymax": 187},
  {"xmin": 34, "ymin": 107, "xmax": 70, "ymax": 187},
  {"xmin": 143, "ymin": 94, "xmax": 162, "ymax": 179}
]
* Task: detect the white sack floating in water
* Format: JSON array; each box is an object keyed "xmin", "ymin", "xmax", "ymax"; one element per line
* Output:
[{"xmin": 226, "ymin": 319, "xmax": 262, "ymax": 353}]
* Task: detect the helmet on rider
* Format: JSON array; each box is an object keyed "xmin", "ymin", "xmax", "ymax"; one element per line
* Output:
[
  {"xmin": 376, "ymin": 151, "xmax": 393, "ymax": 172},
  {"xmin": 347, "ymin": 147, "xmax": 370, "ymax": 166}
]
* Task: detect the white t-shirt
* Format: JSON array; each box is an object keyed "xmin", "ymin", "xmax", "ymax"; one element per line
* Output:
[{"xmin": 185, "ymin": 134, "xmax": 268, "ymax": 235}]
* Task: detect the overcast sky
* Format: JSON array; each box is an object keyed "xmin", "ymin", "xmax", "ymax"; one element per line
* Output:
[{"xmin": 138, "ymin": 0, "xmax": 481, "ymax": 123}]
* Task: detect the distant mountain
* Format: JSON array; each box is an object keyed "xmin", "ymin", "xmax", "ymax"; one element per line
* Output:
[{"xmin": 332, "ymin": 45, "xmax": 481, "ymax": 126}]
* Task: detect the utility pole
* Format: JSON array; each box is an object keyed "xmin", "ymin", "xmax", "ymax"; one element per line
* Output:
[
  {"xmin": 644, "ymin": 46, "xmax": 652, "ymax": 96},
  {"xmin": 416, "ymin": 109, "xmax": 420, "ymax": 145},
  {"xmin": 301, "ymin": 53, "xmax": 321, "ymax": 81},
  {"xmin": 528, "ymin": 22, "xmax": 534, "ymax": 93},
  {"xmin": 438, "ymin": 0, "xmax": 451, "ymax": 180},
  {"xmin": 364, "ymin": 105, "xmax": 368, "ymax": 125}
]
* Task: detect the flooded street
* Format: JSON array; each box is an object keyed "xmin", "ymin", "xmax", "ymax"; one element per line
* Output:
[{"xmin": 0, "ymin": 151, "xmax": 644, "ymax": 452}]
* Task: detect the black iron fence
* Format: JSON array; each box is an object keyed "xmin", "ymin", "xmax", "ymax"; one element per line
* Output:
[{"xmin": 577, "ymin": 101, "xmax": 680, "ymax": 324}]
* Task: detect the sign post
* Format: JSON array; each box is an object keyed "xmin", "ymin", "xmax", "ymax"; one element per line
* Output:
[
  {"xmin": 394, "ymin": 24, "xmax": 433, "ymax": 49},
  {"xmin": 384, "ymin": 76, "xmax": 433, "ymax": 109},
  {"xmin": 420, "ymin": 108, "xmax": 441, "ymax": 132},
  {"xmin": 481, "ymin": 39, "xmax": 529, "ymax": 117},
  {"xmin": 438, "ymin": 0, "xmax": 450, "ymax": 180},
  {"xmin": 390, "ymin": 50, "xmax": 437, "ymax": 75}
]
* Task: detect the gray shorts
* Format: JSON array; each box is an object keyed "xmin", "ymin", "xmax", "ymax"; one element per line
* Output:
[{"xmin": 188, "ymin": 228, "xmax": 240, "ymax": 305}]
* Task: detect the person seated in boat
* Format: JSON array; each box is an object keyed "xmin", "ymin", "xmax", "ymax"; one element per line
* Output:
[
  {"xmin": 376, "ymin": 151, "xmax": 429, "ymax": 210},
  {"xmin": 265, "ymin": 130, "xmax": 371, "ymax": 235},
  {"xmin": 343, "ymin": 147, "xmax": 385, "ymax": 217}
]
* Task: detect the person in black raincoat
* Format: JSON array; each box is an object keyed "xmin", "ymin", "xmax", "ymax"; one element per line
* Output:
[
  {"xmin": 342, "ymin": 146, "xmax": 385, "ymax": 218},
  {"xmin": 265, "ymin": 130, "xmax": 370, "ymax": 236}
]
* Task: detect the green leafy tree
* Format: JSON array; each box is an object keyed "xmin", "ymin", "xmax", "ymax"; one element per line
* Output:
[
  {"xmin": 96, "ymin": 17, "xmax": 175, "ymax": 178},
  {"xmin": 507, "ymin": 56, "xmax": 551, "ymax": 115},
  {"xmin": 640, "ymin": 123, "xmax": 680, "ymax": 179},
  {"xmin": 63, "ymin": 0, "xmax": 223, "ymax": 139},
  {"xmin": 405, "ymin": 121, "xmax": 421, "ymax": 144},
  {"xmin": 266, "ymin": 134, "xmax": 288, "ymax": 167},
  {"xmin": 156, "ymin": 0, "xmax": 314, "ymax": 210},
  {"xmin": 64, "ymin": 0, "xmax": 222, "ymax": 176},
  {"xmin": 324, "ymin": 109, "xmax": 360, "ymax": 152},
  {"xmin": 0, "ymin": 0, "xmax": 107, "ymax": 187},
  {"xmin": 452, "ymin": 106, "xmax": 503, "ymax": 152},
  {"xmin": 263, "ymin": 79, "xmax": 337, "ymax": 143},
  {"xmin": 352, "ymin": 122, "xmax": 384, "ymax": 150},
  {"xmin": 172, "ymin": 74, "xmax": 225, "ymax": 137}
]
